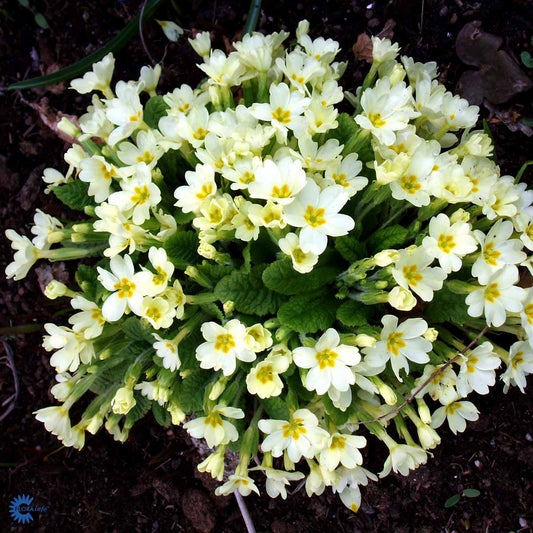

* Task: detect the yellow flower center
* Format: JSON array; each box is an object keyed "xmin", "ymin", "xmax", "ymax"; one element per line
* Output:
[
  {"xmin": 512, "ymin": 352, "xmax": 524, "ymax": 369},
  {"xmin": 401, "ymin": 175, "xmax": 422, "ymax": 194},
  {"xmin": 256, "ymin": 364, "xmax": 274, "ymax": 384},
  {"xmin": 466, "ymin": 355, "xmax": 479, "ymax": 373},
  {"xmin": 239, "ymin": 171, "xmax": 255, "ymax": 184},
  {"xmin": 129, "ymin": 110, "xmax": 142, "ymax": 122},
  {"xmin": 524, "ymin": 303, "xmax": 533, "ymax": 324},
  {"xmin": 484, "ymin": 283, "xmax": 500, "ymax": 303},
  {"xmin": 178, "ymin": 103, "xmax": 190, "ymax": 113},
  {"xmin": 315, "ymin": 348, "xmax": 338, "ymax": 370},
  {"xmin": 368, "ymin": 112, "xmax": 386, "ymax": 128},
  {"xmin": 403, "ymin": 264, "xmax": 423, "ymax": 286},
  {"xmin": 282, "ymin": 417, "xmax": 307, "ymax": 440},
  {"xmin": 192, "ymin": 127, "xmax": 209, "ymax": 140},
  {"xmin": 204, "ymin": 413, "xmax": 223, "ymax": 428},
  {"xmin": 291, "ymin": 73, "xmax": 305, "ymax": 84},
  {"xmin": 91, "ymin": 308, "xmax": 105, "ymax": 325},
  {"xmin": 332, "ymin": 173, "xmax": 349, "ymax": 187},
  {"xmin": 214, "ymin": 333, "xmax": 236, "ymax": 354},
  {"xmin": 145, "ymin": 306, "xmax": 162, "ymax": 321},
  {"xmin": 482, "ymin": 242, "xmax": 501, "ymax": 266},
  {"xmin": 292, "ymin": 247, "xmax": 307, "ymax": 263},
  {"xmin": 271, "ymin": 184, "xmax": 292, "ymax": 199},
  {"xmin": 330, "ymin": 435, "xmax": 347, "ymax": 450},
  {"xmin": 387, "ymin": 331, "xmax": 406, "ymax": 356},
  {"xmin": 437, "ymin": 234, "xmax": 456, "ymax": 253},
  {"xmin": 136, "ymin": 150, "xmax": 153, "ymax": 163},
  {"xmin": 196, "ymin": 183, "xmax": 213, "ymax": 201},
  {"xmin": 114, "ymin": 278, "xmax": 136, "ymax": 299},
  {"xmin": 304, "ymin": 205, "xmax": 326, "ymax": 227},
  {"xmin": 272, "ymin": 107, "xmax": 291, "ymax": 124},
  {"xmin": 153, "ymin": 266, "xmax": 167, "ymax": 285},
  {"xmin": 130, "ymin": 185, "xmax": 150, "ymax": 205}
]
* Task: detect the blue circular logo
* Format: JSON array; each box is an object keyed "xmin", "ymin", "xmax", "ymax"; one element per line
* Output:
[{"xmin": 9, "ymin": 494, "xmax": 34, "ymax": 524}]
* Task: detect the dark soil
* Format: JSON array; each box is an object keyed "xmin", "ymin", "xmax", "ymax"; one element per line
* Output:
[{"xmin": 1, "ymin": 1, "xmax": 533, "ymax": 532}]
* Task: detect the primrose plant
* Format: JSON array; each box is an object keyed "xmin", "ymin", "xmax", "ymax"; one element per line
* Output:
[{"xmin": 6, "ymin": 21, "xmax": 533, "ymax": 511}]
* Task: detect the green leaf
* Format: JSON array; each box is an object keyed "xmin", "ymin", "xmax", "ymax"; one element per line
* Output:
[
  {"xmin": 367, "ymin": 224, "xmax": 409, "ymax": 253},
  {"xmin": 122, "ymin": 317, "xmax": 153, "ymax": 343},
  {"xmin": 53, "ymin": 181, "xmax": 96, "ymax": 211},
  {"xmin": 125, "ymin": 393, "xmax": 151, "ymax": 426},
  {"xmin": 521, "ymin": 51, "xmax": 533, "ymax": 68},
  {"xmin": 34, "ymin": 13, "xmax": 49, "ymax": 29},
  {"xmin": 327, "ymin": 113, "xmax": 358, "ymax": 144},
  {"xmin": 164, "ymin": 231, "xmax": 200, "ymax": 269},
  {"xmin": 152, "ymin": 402, "xmax": 172, "ymax": 427},
  {"xmin": 424, "ymin": 288, "xmax": 470, "ymax": 325},
  {"xmin": 462, "ymin": 489, "xmax": 480, "ymax": 498},
  {"xmin": 444, "ymin": 494, "xmax": 461, "ymax": 508},
  {"xmin": 17, "ymin": 0, "xmax": 30, "ymax": 6},
  {"xmin": 278, "ymin": 291, "xmax": 339, "ymax": 334},
  {"xmin": 215, "ymin": 266, "xmax": 286, "ymax": 316},
  {"xmin": 178, "ymin": 327, "xmax": 204, "ymax": 370},
  {"xmin": 200, "ymin": 302, "xmax": 224, "ymax": 321},
  {"xmin": 336, "ymin": 300, "xmax": 372, "ymax": 327},
  {"xmin": 262, "ymin": 259, "xmax": 337, "ymax": 296},
  {"xmin": 173, "ymin": 207, "xmax": 195, "ymax": 225},
  {"xmin": 177, "ymin": 370, "xmax": 212, "ymax": 412},
  {"xmin": 194, "ymin": 262, "xmax": 234, "ymax": 287},
  {"xmin": 9, "ymin": 0, "xmax": 166, "ymax": 90},
  {"xmin": 260, "ymin": 397, "xmax": 290, "ymax": 420},
  {"xmin": 76, "ymin": 264, "xmax": 98, "ymax": 300},
  {"xmin": 248, "ymin": 229, "xmax": 279, "ymax": 264},
  {"xmin": 322, "ymin": 394, "xmax": 349, "ymax": 426},
  {"xmin": 335, "ymin": 235, "xmax": 366, "ymax": 262},
  {"xmin": 143, "ymin": 95, "xmax": 170, "ymax": 129}
]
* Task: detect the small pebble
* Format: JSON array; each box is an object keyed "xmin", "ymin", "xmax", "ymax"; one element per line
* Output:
[
  {"xmin": 519, "ymin": 518, "xmax": 527, "ymax": 527},
  {"xmin": 525, "ymin": 433, "xmax": 532, "ymax": 442},
  {"xmin": 474, "ymin": 460, "xmax": 482, "ymax": 468}
]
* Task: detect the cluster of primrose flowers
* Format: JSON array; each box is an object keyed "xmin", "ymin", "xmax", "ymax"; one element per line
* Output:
[{"xmin": 6, "ymin": 21, "xmax": 533, "ymax": 511}]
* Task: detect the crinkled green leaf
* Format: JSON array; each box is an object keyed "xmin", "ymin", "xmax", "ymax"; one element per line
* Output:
[
  {"xmin": 327, "ymin": 112, "xmax": 358, "ymax": 144},
  {"xmin": 53, "ymin": 181, "xmax": 96, "ymax": 211},
  {"xmin": 152, "ymin": 402, "xmax": 172, "ymax": 427},
  {"xmin": 425, "ymin": 288, "xmax": 470, "ymax": 325},
  {"xmin": 215, "ymin": 265, "xmax": 286, "ymax": 316},
  {"xmin": 367, "ymin": 224, "xmax": 409, "ymax": 253},
  {"xmin": 335, "ymin": 235, "xmax": 366, "ymax": 262},
  {"xmin": 164, "ymin": 230, "xmax": 200, "ymax": 269},
  {"xmin": 177, "ymin": 370, "xmax": 212, "ymax": 412},
  {"xmin": 260, "ymin": 396, "xmax": 290, "ymax": 421},
  {"xmin": 144, "ymin": 95, "xmax": 170, "ymax": 129},
  {"xmin": 336, "ymin": 300, "xmax": 372, "ymax": 327},
  {"xmin": 178, "ymin": 326, "xmax": 204, "ymax": 370},
  {"xmin": 262, "ymin": 259, "xmax": 338, "ymax": 296},
  {"xmin": 76, "ymin": 264, "xmax": 98, "ymax": 301},
  {"xmin": 200, "ymin": 302, "xmax": 224, "ymax": 321},
  {"xmin": 462, "ymin": 488, "xmax": 480, "ymax": 498},
  {"xmin": 122, "ymin": 317, "xmax": 153, "ymax": 343},
  {"xmin": 194, "ymin": 262, "xmax": 234, "ymax": 288},
  {"xmin": 277, "ymin": 291, "xmax": 339, "ymax": 334},
  {"xmin": 322, "ymin": 393, "xmax": 349, "ymax": 426},
  {"xmin": 125, "ymin": 393, "xmax": 151, "ymax": 426}
]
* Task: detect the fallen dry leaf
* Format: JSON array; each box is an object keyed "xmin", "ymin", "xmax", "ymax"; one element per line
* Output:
[
  {"xmin": 353, "ymin": 19, "xmax": 396, "ymax": 63},
  {"xmin": 456, "ymin": 21, "xmax": 532, "ymax": 104}
]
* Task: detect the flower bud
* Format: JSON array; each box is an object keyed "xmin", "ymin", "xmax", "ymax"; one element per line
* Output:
[
  {"xmin": 45, "ymin": 280, "xmax": 69, "ymax": 300},
  {"xmin": 111, "ymin": 386, "xmax": 136, "ymax": 415},
  {"xmin": 57, "ymin": 117, "xmax": 81, "ymax": 139},
  {"xmin": 189, "ymin": 31, "xmax": 211, "ymax": 59},
  {"xmin": 417, "ymin": 424, "xmax": 441, "ymax": 450},
  {"xmin": 450, "ymin": 208, "xmax": 470, "ymax": 224},
  {"xmin": 374, "ymin": 249, "xmax": 400, "ymax": 267},
  {"xmin": 423, "ymin": 328, "xmax": 439, "ymax": 342},
  {"xmin": 388, "ymin": 286, "xmax": 417, "ymax": 311},
  {"xmin": 354, "ymin": 334, "xmax": 376, "ymax": 348}
]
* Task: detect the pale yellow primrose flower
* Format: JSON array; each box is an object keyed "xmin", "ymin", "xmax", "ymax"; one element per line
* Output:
[
  {"xmin": 466, "ymin": 265, "xmax": 524, "ymax": 327},
  {"xmin": 183, "ymin": 404, "xmax": 244, "ymax": 448},
  {"xmin": 293, "ymin": 328, "xmax": 361, "ymax": 395},
  {"xmin": 196, "ymin": 319, "xmax": 256, "ymax": 376},
  {"xmin": 97, "ymin": 254, "xmax": 153, "ymax": 321},
  {"xmin": 258, "ymin": 408, "xmax": 329, "ymax": 462},
  {"xmin": 283, "ymin": 179, "xmax": 354, "ymax": 255},
  {"xmin": 246, "ymin": 354, "xmax": 289, "ymax": 398}
]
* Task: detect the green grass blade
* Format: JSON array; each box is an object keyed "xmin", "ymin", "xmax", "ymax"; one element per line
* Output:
[
  {"xmin": 9, "ymin": 0, "xmax": 166, "ymax": 90},
  {"xmin": 243, "ymin": 0, "xmax": 261, "ymax": 35}
]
